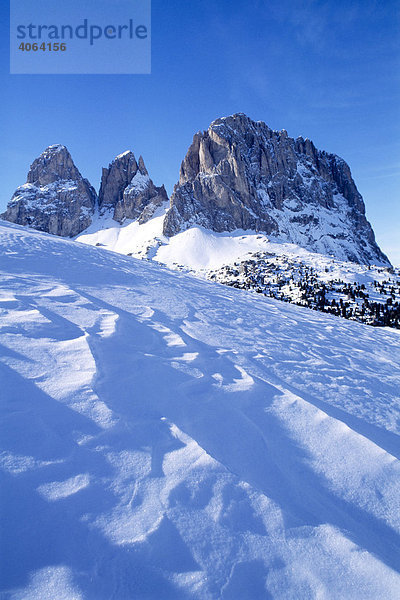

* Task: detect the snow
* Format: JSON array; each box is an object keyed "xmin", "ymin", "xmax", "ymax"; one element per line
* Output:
[
  {"xmin": 76, "ymin": 214, "xmax": 398, "ymax": 325},
  {"xmin": 115, "ymin": 150, "xmax": 132, "ymax": 160},
  {"xmin": 37, "ymin": 474, "xmax": 91, "ymax": 502},
  {"xmin": 76, "ymin": 207, "xmax": 391, "ymax": 282},
  {"xmin": 296, "ymin": 161, "xmax": 313, "ymax": 180},
  {"xmin": 156, "ymin": 227, "xmax": 274, "ymax": 270},
  {"xmin": 1, "ymin": 219, "xmax": 400, "ymax": 599},
  {"xmin": 8, "ymin": 180, "xmax": 82, "ymax": 215},
  {"xmin": 46, "ymin": 144, "xmax": 67, "ymax": 154},
  {"xmin": 77, "ymin": 203, "xmax": 168, "ymax": 258},
  {"xmin": 257, "ymin": 188, "xmax": 272, "ymax": 207},
  {"xmin": 126, "ymin": 171, "xmax": 151, "ymax": 192}
]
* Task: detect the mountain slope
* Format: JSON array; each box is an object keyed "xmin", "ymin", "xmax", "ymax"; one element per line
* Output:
[
  {"xmin": 1, "ymin": 220, "xmax": 400, "ymax": 599},
  {"xmin": 77, "ymin": 218, "xmax": 400, "ymax": 328}
]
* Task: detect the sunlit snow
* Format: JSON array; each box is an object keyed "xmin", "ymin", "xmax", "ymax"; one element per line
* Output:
[{"xmin": 1, "ymin": 220, "xmax": 399, "ymax": 599}]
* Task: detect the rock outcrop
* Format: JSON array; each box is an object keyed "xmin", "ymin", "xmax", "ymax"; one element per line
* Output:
[
  {"xmin": 1, "ymin": 145, "xmax": 97, "ymax": 237},
  {"xmin": 99, "ymin": 152, "xmax": 168, "ymax": 223},
  {"xmin": 163, "ymin": 114, "xmax": 389, "ymax": 266}
]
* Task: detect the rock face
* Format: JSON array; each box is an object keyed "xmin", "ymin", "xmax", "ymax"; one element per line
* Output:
[
  {"xmin": 99, "ymin": 152, "xmax": 168, "ymax": 223},
  {"xmin": 1, "ymin": 145, "xmax": 97, "ymax": 237},
  {"xmin": 98, "ymin": 151, "xmax": 138, "ymax": 211},
  {"xmin": 164, "ymin": 114, "xmax": 389, "ymax": 266}
]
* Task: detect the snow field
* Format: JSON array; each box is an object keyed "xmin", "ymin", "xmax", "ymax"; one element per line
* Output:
[{"xmin": 1, "ymin": 220, "xmax": 400, "ymax": 599}]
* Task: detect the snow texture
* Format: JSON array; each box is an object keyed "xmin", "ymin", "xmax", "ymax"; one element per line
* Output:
[{"xmin": 1, "ymin": 219, "xmax": 400, "ymax": 599}]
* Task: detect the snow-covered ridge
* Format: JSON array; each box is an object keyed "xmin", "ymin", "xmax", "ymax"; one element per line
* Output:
[
  {"xmin": 116, "ymin": 150, "xmax": 132, "ymax": 159},
  {"xmin": 77, "ymin": 213, "xmax": 387, "ymax": 272}
]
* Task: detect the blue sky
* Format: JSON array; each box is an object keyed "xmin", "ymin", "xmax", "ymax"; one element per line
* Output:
[{"xmin": 1, "ymin": 0, "xmax": 399, "ymax": 262}]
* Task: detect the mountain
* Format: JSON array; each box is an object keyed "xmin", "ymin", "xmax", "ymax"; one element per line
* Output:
[
  {"xmin": 1, "ymin": 220, "xmax": 400, "ymax": 599},
  {"xmin": 1, "ymin": 145, "xmax": 97, "ymax": 237},
  {"xmin": 164, "ymin": 114, "xmax": 389, "ymax": 266},
  {"xmin": 1, "ymin": 114, "xmax": 390, "ymax": 267},
  {"xmin": 2, "ymin": 116, "xmax": 396, "ymax": 328},
  {"xmin": 1, "ymin": 146, "xmax": 168, "ymax": 238},
  {"xmin": 99, "ymin": 151, "xmax": 168, "ymax": 223}
]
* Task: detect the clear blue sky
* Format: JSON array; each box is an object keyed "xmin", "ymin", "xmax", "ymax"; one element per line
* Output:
[{"xmin": 1, "ymin": 0, "xmax": 399, "ymax": 262}]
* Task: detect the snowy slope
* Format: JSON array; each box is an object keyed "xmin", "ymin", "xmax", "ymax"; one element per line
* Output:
[
  {"xmin": 76, "ymin": 214, "xmax": 395, "ymax": 285},
  {"xmin": 77, "ymin": 204, "xmax": 169, "ymax": 260},
  {"xmin": 78, "ymin": 214, "xmax": 282, "ymax": 270},
  {"xmin": 1, "ymin": 220, "xmax": 400, "ymax": 600}
]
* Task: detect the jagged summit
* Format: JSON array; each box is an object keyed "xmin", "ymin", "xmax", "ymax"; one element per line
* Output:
[
  {"xmin": 27, "ymin": 144, "xmax": 82, "ymax": 187},
  {"xmin": 42, "ymin": 144, "xmax": 68, "ymax": 156},
  {"xmin": 1, "ymin": 145, "xmax": 97, "ymax": 237},
  {"xmin": 1, "ymin": 146, "xmax": 168, "ymax": 236},
  {"xmin": 98, "ymin": 150, "xmax": 139, "ymax": 211},
  {"xmin": 115, "ymin": 150, "xmax": 134, "ymax": 159},
  {"xmin": 99, "ymin": 151, "xmax": 168, "ymax": 224},
  {"xmin": 138, "ymin": 155, "xmax": 148, "ymax": 175},
  {"xmin": 164, "ymin": 113, "xmax": 389, "ymax": 266}
]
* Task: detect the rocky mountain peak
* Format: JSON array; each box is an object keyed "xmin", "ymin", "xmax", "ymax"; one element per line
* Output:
[
  {"xmin": 1, "ymin": 145, "xmax": 97, "ymax": 237},
  {"xmin": 1, "ymin": 144, "xmax": 169, "ymax": 237},
  {"xmin": 138, "ymin": 155, "xmax": 148, "ymax": 176},
  {"xmin": 27, "ymin": 144, "xmax": 82, "ymax": 187},
  {"xmin": 98, "ymin": 151, "xmax": 168, "ymax": 224},
  {"xmin": 99, "ymin": 151, "xmax": 139, "ymax": 210},
  {"xmin": 163, "ymin": 113, "xmax": 390, "ymax": 266}
]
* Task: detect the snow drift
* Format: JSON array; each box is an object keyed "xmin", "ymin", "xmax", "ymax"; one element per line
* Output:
[{"xmin": 0, "ymin": 220, "xmax": 399, "ymax": 599}]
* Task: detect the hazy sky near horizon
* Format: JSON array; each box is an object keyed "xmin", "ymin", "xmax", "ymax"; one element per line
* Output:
[{"xmin": 1, "ymin": 0, "xmax": 399, "ymax": 262}]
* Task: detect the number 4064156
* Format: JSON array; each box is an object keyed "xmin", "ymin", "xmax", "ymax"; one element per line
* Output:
[{"xmin": 18, "ymin": 42, "xmax": 67, "ymax": 51}]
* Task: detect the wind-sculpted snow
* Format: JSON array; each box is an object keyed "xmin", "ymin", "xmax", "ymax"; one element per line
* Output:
[{"xmin": 0, "ymin": 220, "xmax": 399, "ymax": 599}]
